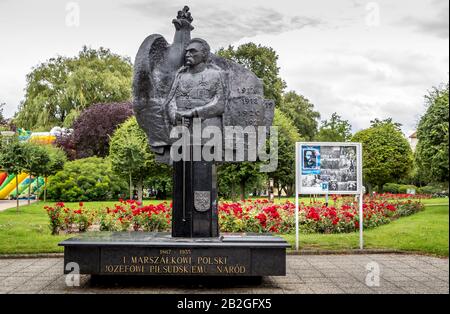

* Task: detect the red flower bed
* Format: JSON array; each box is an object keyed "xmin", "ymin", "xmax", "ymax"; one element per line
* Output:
[{"xmin": 45, "ymin": 196, "xmax": 424, "ymax": 235}]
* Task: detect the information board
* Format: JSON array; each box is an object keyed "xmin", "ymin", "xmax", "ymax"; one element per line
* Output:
[{"xmin": 297, "ymin": 142, "xmax": 362, "ymax": 195}]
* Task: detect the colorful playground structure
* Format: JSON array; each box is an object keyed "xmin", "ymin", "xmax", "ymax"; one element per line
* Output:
[
  {"xmin": 0, "ymin": 127, "xmax": 61, "ymax": 200},
  {"xmin": 0, "ymin": 172, "xmax": 45, "ymax": 200}
]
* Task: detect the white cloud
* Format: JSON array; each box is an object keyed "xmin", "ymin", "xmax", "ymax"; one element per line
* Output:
[{"xmin": 0, "ymin": 0, "xmax": 448, "ymax": 140}]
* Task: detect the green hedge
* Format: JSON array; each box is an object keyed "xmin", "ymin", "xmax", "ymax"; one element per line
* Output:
[
  {"xmin": 417, "ymin": 184, "xmax": 448, "ymax": 196},
  {"xmin": 383, "ymin": 182, "xmax": 449, "ymax": 196},
  {"xmin": 383, "ymin": 183, "xmax": 417, "ymax": 194},
  {"xmin": 46, "ymin": 157, "xmax": 127, "ymax": 201}
]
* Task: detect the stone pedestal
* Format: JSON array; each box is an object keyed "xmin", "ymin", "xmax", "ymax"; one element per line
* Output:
[
  {"xmin": 59, "ymin": 232, "xmax": 289, "ymax": 277},
  {"xmin": 172, "ymin": 160, "xmax": 219, "ymax": 238}
]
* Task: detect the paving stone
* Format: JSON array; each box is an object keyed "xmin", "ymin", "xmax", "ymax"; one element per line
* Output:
[
  {"xmin": 252, "ymin": 288, "xmax": 284, "ymax": 294},
  {"xmin": 0, "ymin": 276, "xmax": 30, "ymax": 287},
  {"xmin": 308, "ymin": 283, "xmax": 345, "ymax": 294},
  {"xmin": 0, "ymin": 254, "xmax": 448, "ymax": 294},
  {"xmin": 282, "ymin": 284, "xmax": 313, "ymax": 294},
  {"xmin": 301, "ymin": 277, "xmax": 333, "ymax": 284},
  {"xmin": 332, "ymin": 280, "xmax": 366, "ymax": 288},
  {"xmin": 0, "ymin": 286, "xmax": 16, "ymax": 293}
]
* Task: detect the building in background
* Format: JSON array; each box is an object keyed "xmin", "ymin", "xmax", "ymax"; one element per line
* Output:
[{"xmin": 409, "ymin": 131, "xmax": 418, "ymax": 152}]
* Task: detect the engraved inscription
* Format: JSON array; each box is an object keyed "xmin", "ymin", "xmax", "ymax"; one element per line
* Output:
[{"xmin": 101, "ymin": 248, "xmax": 249, "ymax": 275}]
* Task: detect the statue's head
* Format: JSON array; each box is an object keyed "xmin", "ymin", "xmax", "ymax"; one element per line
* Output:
[{"xmin": 185, "ymin": 38, "xmax": 210, "ymax": 67}]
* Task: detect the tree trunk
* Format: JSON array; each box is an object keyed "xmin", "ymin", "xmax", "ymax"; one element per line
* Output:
[
  {"xmin": 286, "ymin": 184, "xmax": 294, "ymax": 197},
  {"xmin": 15, "ymin": 175, "xmax": 19, "ymax": 213},
  {"xmin": 367, "ymin": 183, "xmax": 373, "ymax": 195},
  {"xmin": 231, "ymin": 183, "xmax": 236, "ymax": 202},
  {"xmin": 137, "ymin": 179, "xmax": 143, "ymax": 203},
  {"xmin": 28, "ymin": 174, "xmax": 32, "ymax": 206},
  {"xmin": 129, "ymin": 172, "xmax": 133, "ymax": 200},
  {"xmin": 44, "ymin": 177, "xmax": 48, "ymax": 203},
  {"xmin": 36, "ymin": 177, "xmax": 39, "ymax": 201},
  {"xmin": 240, "ymin": 181, "xmax": 245, "ymax": 201}
]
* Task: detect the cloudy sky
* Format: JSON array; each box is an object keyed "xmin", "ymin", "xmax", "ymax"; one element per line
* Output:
[{"xmin": 0, "ymin": 0, "xmax": 448, "ymax": 136}]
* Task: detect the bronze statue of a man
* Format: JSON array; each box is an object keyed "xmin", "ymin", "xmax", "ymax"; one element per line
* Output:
[
  {"xmin": 163, "ymin": 38, "xmax": 226, "ymax": 237},
  {"xmin": 133, "ymin": 8, "xmax": 275, "ymax": 237},
  {"xmin": 165, "ymin": 38, "xmax": 226, "ymax": 134}
]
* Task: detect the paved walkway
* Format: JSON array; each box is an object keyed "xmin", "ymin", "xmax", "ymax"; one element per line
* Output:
[
  {"xmin": 0, "ymin": 200, "xmax": 37, "ymax": 212},
  {"xmin": 0, "ymin": 254, "xmax": 448, "ymax": 294}
]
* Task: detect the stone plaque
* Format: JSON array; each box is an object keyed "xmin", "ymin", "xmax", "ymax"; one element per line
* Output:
[{"xmin": 100, "ymin": 247, "xmax": 250, "ymax": 276}]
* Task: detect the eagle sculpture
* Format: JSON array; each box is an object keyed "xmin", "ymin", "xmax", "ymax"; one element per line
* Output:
[{"xmin": 133, "ymin": 6, "xmax": 275, "ymax": 164}]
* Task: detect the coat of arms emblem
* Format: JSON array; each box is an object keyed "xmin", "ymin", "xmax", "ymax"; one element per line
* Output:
[{"xmin": 194, "ymin": 191, "xmax": 210, "ymax": 212}]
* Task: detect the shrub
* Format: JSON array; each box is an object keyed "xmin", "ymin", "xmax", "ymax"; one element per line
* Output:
[
  {"xmin": 383, "ymin": 183, "xmax": 418, "ymax": 194},
  {"xmin": 383, "ymin": 183, "xmax": 400, "ymax": 194},
  {"xmin": 398, "ymin": 184, "xmax": 417, "ymax": 194},
  {"xmin": 45, "ymin": 202, "xmax": 64, "ymax": 235},
  {"xmin": 417, "ymin": 183, "xmax": 449, "ymax": 196},
  {"xmin": 46, "ymin": 157, "xmax": 127, "ymax": 201}
]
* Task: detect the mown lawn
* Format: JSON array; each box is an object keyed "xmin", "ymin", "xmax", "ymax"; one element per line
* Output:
[
  {"xmin": 282, "ymin": 198, "xmax": 449, "ymax": 256},
  {"xmin": 0, "ymin": 200, "xmax": 166, "ymax": 254},
  {"xmin": 0, "ymin": 198, "xmax": 448, "ymax": 256}
]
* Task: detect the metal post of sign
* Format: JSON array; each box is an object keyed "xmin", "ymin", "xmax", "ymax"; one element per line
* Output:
[
  {"xmin": 358, "ymin": 142, "xmax": 364, "ymax": 250},
  {"xmin": 359, "ymin": 191, "xmax": 364, "ymax": 250},
  {"xmin": 295, "ymin": 143, "xmax": 299, "ymax": 251}
]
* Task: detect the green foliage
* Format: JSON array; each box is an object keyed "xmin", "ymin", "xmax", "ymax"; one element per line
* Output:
[
  {"xmin": 316, "ymin": 112, "xmax": 352, "ymax": 142},
  {"xmin": 0, "ymin": 137, "xmax": 27, "ymax": 175},
  {"xmin": 382, "ymin": 183, "xmax": 418, "ymax": 194},
  {"xmin": 0, "ymin": 102, "xmax": 6, "ymax": 125},
  {"xmin": 352, "ymin": 119, "xmax": 413, "ymax": 191},
  {"xmin": 417, "ymin": 183, "xmax": 449, "ymax": 196},
  {"xmin": 14, "ymin": 46, "xmax": 132, "ymax": 130},
  {"xmin": 41, "ymin": 145, "xmax": 67, "ymax": 178},
  {"xmin": 270, "ymin": 109, "xmax": 301, "ymax": 197},
  {"xmin": 415, "ymin": 84, "xmax": 449, "ymax": 184},
  {"xmin": 109, "ymin": 117, "xmax": 172, "ymax": 198},
  {"xmin": 46, "ymin": 157, "xmax": 126, "ymax": 201},
  {"xmin": 217, "ymin": 43, "xmax": 286, "ymax": 105},
  {"xmin": 21, "ymin": 142, "xmax": 51, "ymax": 177},
  {"xmin": 218, "ymin": 162, "xmax": 266, "ymax": 201},
  {"xmin": 279, "ymin": 91, "xmax": 320, "ymax": 140},
  {"xmin": 217, "ymin": 42, "xmax": 288, "ymax": 200}
]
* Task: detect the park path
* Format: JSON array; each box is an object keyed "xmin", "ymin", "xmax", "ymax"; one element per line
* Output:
[
  {"xmin": 0, "ymin": 254, "xmax": 448, "ymax": 294},
  {"xmin": 0, "ymin": 200, "xmax": 37, "ymax": 212}
]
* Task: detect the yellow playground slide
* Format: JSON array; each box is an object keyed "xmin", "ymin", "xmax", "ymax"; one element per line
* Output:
[{"xmin": 0, "ymin": 173, "xmax": 28, "ymax": 199}]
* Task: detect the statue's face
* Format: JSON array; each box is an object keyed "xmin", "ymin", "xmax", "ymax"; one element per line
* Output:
[{"xmin": 185, "ymin": 42, "xmax": 205, "ymax": 66}]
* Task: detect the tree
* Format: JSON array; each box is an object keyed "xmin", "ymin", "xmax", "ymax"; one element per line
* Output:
[
  {"xmin": 0, "ymin": 138, "xmax": 28, "ymax": 211},
  {"xmin": 352, "ymin": 120, "xmax": 413, "ymax": 192},
  {"xmin": 14, "ymin": 46, "xmax": 133, "ymax": 130},
  {"xmin": 316, "ymin": 112, "xmax": 352, "ymax": 142},
  {"xmin": 270, "ymin": 109, "xmax": 301, "ymax": 197},
  {"xmin": 72, "ymin": 102, "xmax": 133, "ymax": 158},
  {"xmin": 218, "ymin": 162, "xmax": 265, "ymax": 201},
  {"xmin": 279, "ymin": 91, "xmax": 320, "ymax": 140},
  {"xmin": 0, "ymin": 102, "xmax": 6, "ymax": 125},
  {"xmin": 22, "ymin": 142, "xmax": 51, "ymax": 204},
  {"xmin": 217, "ymin": 43, "xmax": 286, "ymax": 105},
  {"xmin": 415, "ymin": 84, "xmax": 449, "ymax": 184},
  {"xmin": 109, "ymin": 117, "xmax": 172, "ymax": 202},
  {"xmin": 55, "ymin": 130, "xmax": 76, "ymax": 161},
  {"xmin": 41, "ymin": 145, "xmax": 67, "ymax": 202},
  {"xmin": 217, "ymin": 43, "xmax": 286, "ymax": 200}
]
